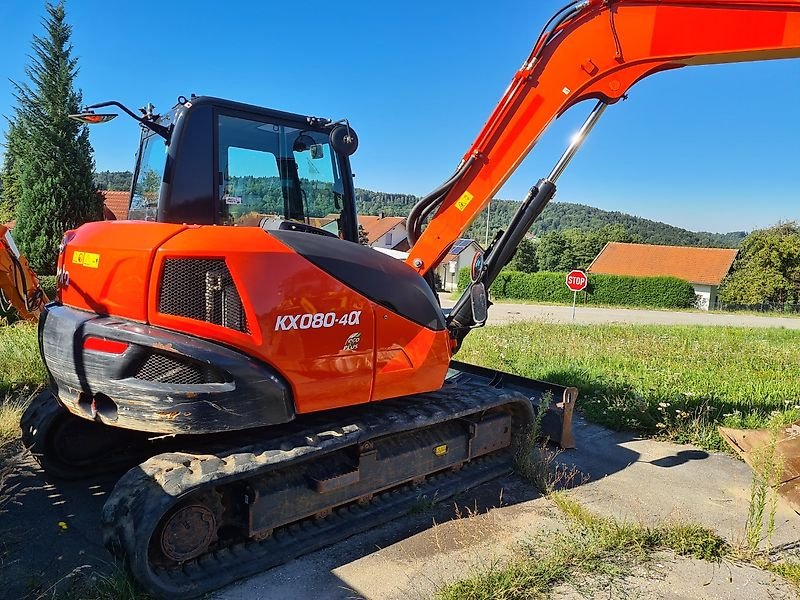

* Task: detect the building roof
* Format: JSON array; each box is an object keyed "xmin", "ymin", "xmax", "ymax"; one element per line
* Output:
[
  {"xmin": 2, "ymin": 220, "xmax": 15, "ymax": 231},
  {"xmin": 588, "ymin": 242, "xmax": 738, "ymax": 286},
  {"xmin": 358, "ymin": 215, "xmax": 405, "ymax": 244},
  {"xmin": 442, "ymin": 239, "xmax": 482, "ymax": 263},
  {"xmin": 101, "ymin": 190, "xmax": 130, "ymax": 220}
]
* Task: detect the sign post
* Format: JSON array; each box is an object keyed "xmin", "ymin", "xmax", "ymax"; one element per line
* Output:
[{"xmin": 565, "ymin": 270, "xmax": 588, "ymax": 320}]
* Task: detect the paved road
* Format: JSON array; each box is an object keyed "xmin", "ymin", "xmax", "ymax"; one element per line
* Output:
[{"xmin": 439, "ymin": 295, "xmax": 800, "ymax": 328}]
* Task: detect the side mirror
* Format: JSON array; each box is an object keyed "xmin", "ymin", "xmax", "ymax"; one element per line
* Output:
[
  {"xmin": 69, "ymin": 111, "xmax": 117, "ymax": 124},
  {"xmin": 330, "ymin": 124, "xmax": 359, "ymax": 156},
  {"xmin": 470, "ymin": 282, "xmax": 488, "ymax": 325}
]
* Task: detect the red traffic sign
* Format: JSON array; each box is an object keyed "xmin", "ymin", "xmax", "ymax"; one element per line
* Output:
[{"xmin": 566, "ymin": 270, "xmax": 588, "ymax": 292}]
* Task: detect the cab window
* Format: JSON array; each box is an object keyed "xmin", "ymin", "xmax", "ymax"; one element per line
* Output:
[{"xmin": 218, "ymin": 114, "xmax": 346, "ymax": 234}]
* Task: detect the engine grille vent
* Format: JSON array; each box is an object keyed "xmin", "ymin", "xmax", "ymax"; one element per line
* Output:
[
  {"xmin": 134, "ymin": 353, "xmax": 225, "ymax": 385},
  {"xmin": 159, "ymin": 258, "xmax": 248, "ymax": 333}
]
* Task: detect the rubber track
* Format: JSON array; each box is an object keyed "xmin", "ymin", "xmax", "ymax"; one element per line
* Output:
[
  {"xmin": 102, "ymin": 380, "xmax": 533, "ymax": 599},
  {"xmin": 20, "ymin": 390, "xmax": 173, "ymax": 479}
]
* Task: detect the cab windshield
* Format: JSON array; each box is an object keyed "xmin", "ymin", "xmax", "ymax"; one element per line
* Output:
[
  {"xmin": 129, "ymin": 111, "xmax": 174, "ymax": 221},
  {"xmin": 218, "ymin": 113, "xmax": 346, "ymax": 235}
]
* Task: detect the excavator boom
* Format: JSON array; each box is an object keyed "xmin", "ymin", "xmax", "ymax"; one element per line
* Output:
[
  {"xmin": 407, "ymin": 0, "xmax": 800, "ymax": 275},
  {"xmin": 0, "ymin": 224, "xmax": 47, "ymax": 321}
]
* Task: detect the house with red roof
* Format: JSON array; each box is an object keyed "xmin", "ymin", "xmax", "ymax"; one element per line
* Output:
[
  {"xmin": 588, "ymin": 242, "xmax": 738, "ymax": 310},
  {"xmin": 358, "ymin": 213, "xmax": 408, "ymax": 251},
  {"xmin": 101, "ymin": 190, "xmax": 130, "ymax": 220}
]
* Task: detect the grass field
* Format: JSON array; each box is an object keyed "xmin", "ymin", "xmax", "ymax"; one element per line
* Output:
[
  {"xmin": 458, "ymin": 323, "xmax": 800, "ymax": 450},
  {"xmin": 0, "ymin": 322, "xmax": 45, "ymax": 445}
]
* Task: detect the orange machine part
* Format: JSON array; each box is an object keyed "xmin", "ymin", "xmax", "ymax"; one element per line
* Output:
[
  {"xmin": 407, "ymin": 0, "xmax": 800, "ymax": 275},
  {"xmin": 60, "ymin": 224, "xmax": 453, "ymax": 414},
  {"xmin": 371, "ymin": 304, "xmax": 452, "ymax": 402},
  {"xmin": 59, "ymin": 221, "xmax": 187, "ymax": 322}
]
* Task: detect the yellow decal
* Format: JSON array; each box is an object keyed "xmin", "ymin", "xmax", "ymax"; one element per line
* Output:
[
  {"xmin": 72, "ymin": 251, "xmax": 100, "ymax": 269},
  {"xmin": 433, "ymin": 444, "xmax": 448, "ymax": 457},
  {"xmin": 454, "ymin": 191, "xmax": 474, "ymax": 212}
]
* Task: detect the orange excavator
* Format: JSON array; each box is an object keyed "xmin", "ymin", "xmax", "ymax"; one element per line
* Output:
[
  {"xmin": 3, "ymin": 0, "xmax": 799, "ymax": 597},
  {"xmin": 0, "ymin": 223, "xmax": 47, "ymax": 321}
]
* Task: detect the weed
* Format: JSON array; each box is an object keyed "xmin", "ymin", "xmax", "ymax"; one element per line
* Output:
[
  {"xmin": 435, "ymin": 494, "xmax": 731, "ymax": 600},
  {"xmin": 765, "ymin": 560, "xmax": 800, "ymax": 587},
  {"xmin": 513, "ymin": 392, "xmax": 584, "ymax": 495},
  {"xmin": 409, "ymin": 491, "xmax": 439, "ymax": 515},
  {"xmin": 0, "ymin": 392, "xmax": 33, "ymax": 446},
  {"xmin": 31, "ymin": 562, "xmax": 152, "ymax": 600},
  {"xmin": 743, "ymin": 425, "xmax": 784, "ymax": 554},
  {"xmin": 549, "ymin": 493, "xmax": 729, "ymax": 562}
]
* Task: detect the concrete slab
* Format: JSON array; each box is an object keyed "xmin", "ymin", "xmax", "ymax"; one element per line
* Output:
[
  {"xmin": 553, "ymin": 553, "xmax": 795, "ymax": 600},
  {"xmin": 0, "ymin": 447, "xmax": 116, "ymax": 600},
  {"xmin": 213, "ymin": 416, "xmax": 800, "ymax": 599},
  {"xmin": 566, "ymin": 416, "xmax": 800, "ymax": 550}
]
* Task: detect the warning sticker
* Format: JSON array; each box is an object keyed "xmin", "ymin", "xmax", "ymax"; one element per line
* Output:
[
  {"xmin": 455, "ymin": 191, "xmax": 474, "ymax": 212},
  {"xmin": 72, "ymin": 251, "xmax": 100, "ymax": 269}
]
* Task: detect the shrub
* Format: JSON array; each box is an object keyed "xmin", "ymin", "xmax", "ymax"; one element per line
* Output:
[{"xmin": 458, "ymin": 269, "xmax": 695, "ymax": 309}]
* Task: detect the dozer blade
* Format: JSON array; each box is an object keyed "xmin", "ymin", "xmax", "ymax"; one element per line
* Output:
[
  {"xmin": 719, "ymin": 422, "xmax": 800, "ymax": 514},
  {"xmin": 448, "ymin": 360, "xmax": 578, "ymax": 449}
]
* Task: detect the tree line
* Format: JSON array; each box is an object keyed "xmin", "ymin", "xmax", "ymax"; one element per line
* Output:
[{"xmin": 96, "ymin": 174, "xmax": 747, "ymax": 249}]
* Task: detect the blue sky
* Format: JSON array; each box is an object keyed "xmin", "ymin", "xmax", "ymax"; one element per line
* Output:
[{"xmin": 1, "ymin": 0, "xmax": 798, "ymax": 233}]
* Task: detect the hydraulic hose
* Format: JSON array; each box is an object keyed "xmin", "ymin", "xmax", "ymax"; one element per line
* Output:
[{"xmin": 406, "ymin": 155, "xmax": 476, "ymax": 246}]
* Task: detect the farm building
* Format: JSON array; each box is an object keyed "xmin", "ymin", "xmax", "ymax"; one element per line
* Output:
[{"xmin": 588, "ymin": 242, "xmax": 738, "ymax": 310}]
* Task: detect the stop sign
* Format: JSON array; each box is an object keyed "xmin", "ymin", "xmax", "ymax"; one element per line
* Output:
[{"xmin": 566, "ymin": 270, "xmax": 587, "ymax": 292}]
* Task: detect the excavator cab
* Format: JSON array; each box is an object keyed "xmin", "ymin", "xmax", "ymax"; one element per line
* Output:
[{"xmin": 122, "ymin": 96, "xmax": 360, "ymax": 241}]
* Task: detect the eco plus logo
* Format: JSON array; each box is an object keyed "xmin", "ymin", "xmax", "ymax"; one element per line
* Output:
[{"xmin": 343, "ymin": 332, "xmax": 361, "ymax": 351}]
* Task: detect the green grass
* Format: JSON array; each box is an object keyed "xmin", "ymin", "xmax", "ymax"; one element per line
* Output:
[
  {"xmin": 767, "ymin": 561, "xmax": 800, "ymax": 587},
  {"xmin": 0, "ymin": 322, "xmax": 46, "ymax": 446},
  {"xmin": 0, "ymin": 321, "xmax": 46, "ymax": 394},
  {"xmin": 435, "ymin": 494, "xmax": 730, "ymax": 600},
  {"xmin": 458, "ymin": 323, "xmax": 800, "ymax": 450}
]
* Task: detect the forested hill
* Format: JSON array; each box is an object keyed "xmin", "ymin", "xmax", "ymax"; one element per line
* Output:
[
  {"xmin": 93, "ymin": 171, "xmax": 745, "ymax": 248},
  {"xmin": 355, "ymin": 189, "xmax": 745, "ymax": 248}
]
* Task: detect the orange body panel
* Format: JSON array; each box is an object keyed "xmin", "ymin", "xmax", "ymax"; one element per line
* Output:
[
  {"xmin": 371, "ymin": 305, "xmax": 452, "ymax": 402},
  {"xmin": 60, "ymin": 221, "xmax": 186, "ymax": 322},
  {"xmin": 59, "ymin": 223, "xmax": 452, "ymax": 415},
  {"xmin": 406, "ymin": 0, "xmax": 800, "ymax": 275}
]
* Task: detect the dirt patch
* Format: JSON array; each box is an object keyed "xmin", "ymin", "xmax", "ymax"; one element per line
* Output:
[{"xmin": 0, "ymin": 451, "xmax": 116, "ymax": 600}]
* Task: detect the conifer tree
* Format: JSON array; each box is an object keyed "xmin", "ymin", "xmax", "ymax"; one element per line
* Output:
[
  {"xmin": 0, "ymin": 118, "xmax": 26, "ymax": 223},
  {"xmin": 11, "ymin": 1, "xmax": 102, "ymax": 274}
]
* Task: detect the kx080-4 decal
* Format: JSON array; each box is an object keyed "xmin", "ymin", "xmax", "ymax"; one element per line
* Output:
[{"xmin": 274, "ymin": 310, "xmax": 362, "ymax": 331}]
